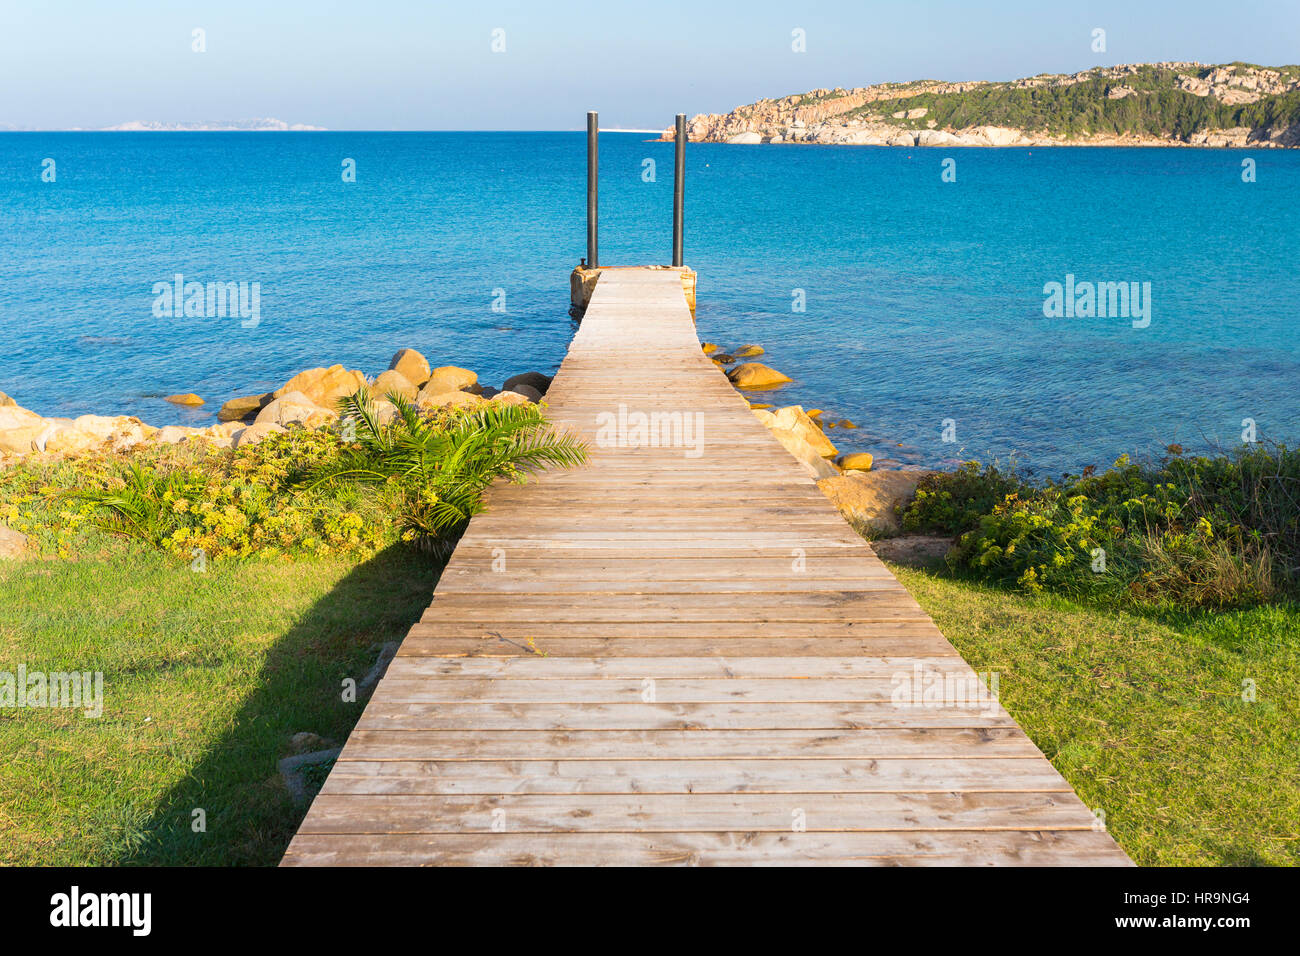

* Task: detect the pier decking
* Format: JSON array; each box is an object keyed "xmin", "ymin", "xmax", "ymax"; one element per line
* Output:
[{"xmin": 282, "ymin": 269, "xmax": 1131, "ymax": 866}]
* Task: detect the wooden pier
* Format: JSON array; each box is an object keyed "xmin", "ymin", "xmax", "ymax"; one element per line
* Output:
[{"xmin": 282, "ymin": 268, "xmax": 1131, "ymax": 866}]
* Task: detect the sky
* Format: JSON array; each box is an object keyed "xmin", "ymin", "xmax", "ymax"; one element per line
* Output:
[{"xmin": 1, "ymin": 0, "xmax": 1298, "ymax": 130}]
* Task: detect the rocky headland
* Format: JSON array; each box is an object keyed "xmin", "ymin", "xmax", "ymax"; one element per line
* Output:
[{"xmin": 664, "ymin": 62, "xmax": 1300, "ymax": 148}]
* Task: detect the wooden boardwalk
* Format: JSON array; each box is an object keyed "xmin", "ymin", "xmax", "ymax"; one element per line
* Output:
[{"xmin": 283, "ymin": 268, "xmax": 1131, "ymax": 866}]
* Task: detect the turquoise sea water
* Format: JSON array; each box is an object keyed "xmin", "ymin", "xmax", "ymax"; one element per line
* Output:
[{"xmin": 1, "ymin": 132, "xmax": 1297, "ymax": 474}]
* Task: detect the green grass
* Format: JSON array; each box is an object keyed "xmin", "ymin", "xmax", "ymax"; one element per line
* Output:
[
  {"xmin": 890, "ymin": 562, "xmax": 1300, "ymax": 866},
  {"xmin": 0, "ymin": 543, "xmax": 438, "ymax": 866}
]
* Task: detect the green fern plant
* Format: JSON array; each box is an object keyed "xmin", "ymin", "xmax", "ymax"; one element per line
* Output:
[{"xmin": 300, "ymin": 389, "xmax": 588, "ymax": 540}]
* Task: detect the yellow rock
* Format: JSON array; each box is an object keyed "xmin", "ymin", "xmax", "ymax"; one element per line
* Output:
[
  {"xmin": 838, "ymin": 452, "xmax": 874, "ymax": 471},
  {"xmin": 701, "ymin": 343, "xmax": 718, "ymax": 355},
  {"xmin": 389, "ymin": 348, "xmax": 432, "ymax": 386},
  {"xmin": 370, "ymin": 369, "xmax": 417, "ymax": 402},
  {"xmin": 275, "ymin": 365, "xmax": 368, "ymax": 409},
  {"xmin": 0, "ymin": 391, "xmax": 15, "ymax": 407},
  {"xmin": 417, "ymin": 388, "xmax": 483, "ymax": 410},
  {"xmin": 815, "ymin": 470, "xmax": 934, "ymax": 535},
  {"xmin": 749, "ymin": 402, "xmax": 772, "ymax": 410},
  {"xmin": 165, "ymin": 393, "xmax": 204, "ymax": 406},
  {"xmin": 837, "ymin": 419, "xmax": 857, "ymax": 429},
  {"xmin": 727, "ymin": 362, "xmax": 792, "ymax": 389},
  {"xmin": 733, "ymin": 344, "xmax": 765, "ymax": 358},
  {"xmin": 424, "ymin": 366, "xmax": 479, "ymax": 394},
  {"xmin": 217, "ymin": 393, "xmax": 271, "ymax": 422},
  {"xmin": 772, "ymin": 405, "xmax": 837, "ymax": 458}
]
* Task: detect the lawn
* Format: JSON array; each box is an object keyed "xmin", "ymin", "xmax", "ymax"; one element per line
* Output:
[
  {"xmin": 2, "ymin": 533, "xmax": 1295, "ymax": 866},
  {"xmin": 0, "ymin": 544, "xmax": 438, "ymax": 866},
  {"xmin": 891, "ymin": 562, "xmax": 1300, "ymax": 866}
]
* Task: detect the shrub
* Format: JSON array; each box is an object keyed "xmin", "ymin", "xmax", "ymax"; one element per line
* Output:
[{"xmin": 899, "ymin": 445, "xmax": 1299, "ymax": 608}]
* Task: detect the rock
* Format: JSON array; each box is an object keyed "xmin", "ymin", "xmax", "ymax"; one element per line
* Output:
[
  {"xmin": 917, "ymin": 129, "xmax": 961, "ymax": 147},
  {"xmin": 289, "ymin": 731, "xmax": 337, "ymax": 754},
  {"xmin": 754, "ymin": 407, "xmax": 839, "ymax": 480},
  {"xmin": 509, "ymin": 384, "xmax": 543, "ymax": 402},
  {"xmin": 424, "ymin": 366, "xmax": 479, "ymax": 394},
  {"xmin": 733, "ymin": 344, "xmax": 765, "ymax": 358},
  {"xmin": 369, "ymin": 399, "xmax": 400, "ymax": 426},
  {"xmin": 231, "ymin": 421, "xmax": 286, "ymax": 449},
  {"xmin": 888, "ymin": 131, "xmax": 918, "ymax": 147},
  {"xmin": 727, "ymin": 131, "xmax": 763, "ymax": 144},
  {"xmin": 0, "ymin": 525, "xmax": 29, "ymax": 560},
  {"xmin": 838, "ymin": 452, "xmax": 874, "ymax": 471},
  {"xmin": 701, "ymin": 343, "xmax": 718, "ymax": 355},
  {"xmin": 871, "ymin": 534, "xmax": 954, "ymax": 567},
  {"xmin": 0, "ymin": 405, "xmax": 45, "ymax": 454},
  {"xmin": 749, "ymin": 402, "xmax": 772, "ymax": 410},
  {"xmin": 370, "ymin": 369, "xmax": 417, "ymax": 402},
  {"xmin": 275, "ymin": 365, "xmax": 368, "ymax": 409},
  {"xmin": 727, "ymin": 362, "xmax": 792, "ymax": 389},
  {"xmin": 815, "ymin": 469, "xmax": 936, "ymax": 535},
  {"xmin": 772, "ymin": 405, "xmax": 837, "ymax": 458},
  {"xmin": 836, "ymin": 419, "xmax": 857, "ymax": 429},
  {"xmin": 43, "ymin": 424, "xmax": 103, "ymax": 455},
  {"xmin": 417, "ymin": 387, "xmax": 483, "ymax": 410},
  {"xmin": 713, "ymin": 353, "xmax": 735, "ymax": 364},
  {"xmin": 389, "ymin": 348, "xmax": 432, "ymax": 386},
  {"xmin": 490, "ymin": 390, "xmax": 533, "ymax": 407},
  {"xmin": 150, "ymin": 425, "xmax": 203, "ymax": 444},
  {"xmin": 255, "ymin": 391, "xmax": 337, "ymax": 428},
  {"xmin": 164, "ymin": 393, "xmax": 204, "ymax": 406},
  {"xmin": 0, "ymin": 391, "xmax": 15, "ymax": 407},
  {"xmin": 503, "ymin": 371, "xmax": 552, "ymax": 395},
  {"xmin": 217, "ymin": 393, "xmax": 272, "ymax": 422}
]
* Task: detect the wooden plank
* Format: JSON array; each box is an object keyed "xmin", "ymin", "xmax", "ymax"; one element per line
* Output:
[
  {"xmin": 282, "ymin": 830, "xmax": 1131, "ymax": 866},
  {"xmin": 282, "ymin": 267, "xmax": 1130, "ymax": 868}
]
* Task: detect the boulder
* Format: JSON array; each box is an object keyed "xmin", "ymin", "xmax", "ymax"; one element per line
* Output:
[
  {"xmin": 417, "ymin": 387, "xmax": 484, "ymax": 410},
  {"xmin": 424, "ymin": 366, "xmax": 479, "ymax": 394},
  {"xmin": 772, "ymin": 405, "xmax": 837, "ymax": 458},
  {"xmin": 503, "ymin": 371, "xmax": 553, "ymax": 395},
  {"xmin": 888, "ymin": 131, "xmax": 918, "ymax": 147},
  {"xmin": 701, "ymin": 343, "xmax": 718, "ymax": 355},
  {"xmin": 815, "ymin": 469, "xmax": 935, "ymax": 535},
  {"xmin": 43, "ymin": 424, "xmax": 103, "ymax": 455},
  {"xmin": 727, "ymin": 362, "xmax": 792, "ymax": 389},
  {"xmin": 0, "ymin": 391, "xmax": 15, "ymax": 407},
  {"xmin": 733, "ymin": 344, "xmax": 765, "ymax": 358},
  {"xmin": 0, "ymin": 405, "xmax": 45, "ymax": 454},
  {"xmin": 714, "ymin": 353, "xmax": 735, "ymax": 364},
  {"xmin": 370, "ymin": 399, "xmax": 401, "ymax": 425},
  {"xmin": 510, "ymin": 384, "xmax": 543, "ymax": 402},
  {"xmin": 753, "ymin": 408, "xmax": 838, "ymax": 480},
  {"xmin": 838, "ymin": 452, "xmax": 874, "ymax": 471},
  {"xmin": 917, "ymin": 129, "xmax": 961, "ymax": 147},
  {"xmin": 151, "ymin": 425, "xmax": 204, "ymax": 444},
  {"xmin": 217, "ymin": 393, "xmax": 272, "ymax": 422},
  {"xmin": 727, "ymin": 131, "xmax": 763, "ymax": 145},
  {"xmin": 0, "ymin": 525, "xmax": 29, "ymax": 560},
  {"xmin": 389, "ymin": 348, "xmax": 432, "ymax": 386},
  {"xmin": 490, "ymin": 390, "xmax": 533, "ymax": 407},
  {"xmin": 164, "ymin": 393, "xmax": 204, "ymax": 406},
  {"xmin": 231, "ymin": 421, "xmax": 286, "ymax": 449},
  {"xmin": 275, "ymin": 365, "xmax": 368, "ymax": 409},
  {"xmin": 370, "ymin": 369, "xmax": 417, "ymax": 402},
  {"xmin": 255, "ymin": 391, "xmax": 337, "ymax": 428}
]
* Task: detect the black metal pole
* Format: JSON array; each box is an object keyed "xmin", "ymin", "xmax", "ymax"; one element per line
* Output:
[
  {"xmin": 586, "ymin": 111, "xmax": 599, "ymax": 269},
  {"xmin": 672, "ymin": 113, "xmax": 685, "ymax": 267}
]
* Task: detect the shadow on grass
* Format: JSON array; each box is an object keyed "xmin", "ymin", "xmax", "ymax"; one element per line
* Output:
[{"xmin": 120, "ymin": 543, "xmax": 442, "ymax": 866}]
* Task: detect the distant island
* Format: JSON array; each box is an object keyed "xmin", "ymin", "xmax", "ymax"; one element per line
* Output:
[
  {"xmin": 103, "ymin": 118, "xmax": 326, "ymax": 132},
  {"xmin": 666, "ymin": 62, "xmax": 1300, "ymax": 147}
]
